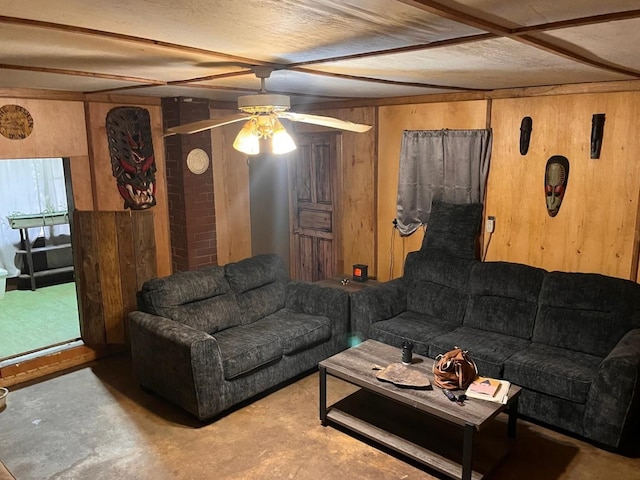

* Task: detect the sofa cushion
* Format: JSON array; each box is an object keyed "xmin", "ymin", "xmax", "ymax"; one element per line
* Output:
[
  {"xmin": 533, "ymin": 271, "xmax": 639, "ymax": 357},
  {"xmin": 403, "ymin": 251, "xmax": 475, "ymax": 324},
  {"xmin": 160, "ymin": 294, "xmax": 241, "ymax": 333},
  {"xmin": 429, "ymin": 327, "xmax": 530, "ymax": 378},
  {"xmin": 225, "ymin": 253, "xmax": 288, "ymax": 292},
  {"xmin": 504, "ymin": 343, "xmax": 602, "ymax": 404},
  {"xmin": 214, "ymin": 326, "xmax": 283, "ymax": 380},
  {"xmin": 225, "ymin": 254, "xmax": 287, "ymax": 325},
  {"xmin": 140, "ymin": 266, "xmax": 241, "ymax": 333},
  {"xmin": 421, "ymin": 200, "xmax": 483, "ymax": 259},
  {"xmin": 464, "ymin": 261, "xmax": 545, "ymax": 339},
  {"xmin": 246, "ymin": 309, "xmax": 332, "ymax": 355},
  {"xmin": 235, "ymin": 281, "xmax": 286, "ymax": 325},
  {"xmin": 368, "ymin": 311, "xmax": 459, "ymax": 357},
  {"xmin": 141, "ymin": 266, "xmax": 229, "ymax": 314}
]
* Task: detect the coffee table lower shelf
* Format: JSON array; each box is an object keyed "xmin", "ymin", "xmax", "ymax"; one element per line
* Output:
[{"xmin": 325, "ymin": 389, "xmax": 511, "ymax": 480}]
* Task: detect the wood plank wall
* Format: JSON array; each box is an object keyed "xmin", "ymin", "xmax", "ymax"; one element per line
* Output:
[
  {"xmin": 0, "ymin": 96, "xmax": 171, "ymax": 278},
  {"xmin": 377, "ymin": 101, "xmax": 489, "ymax": 280},
  {"xmin": 210, "ymin": 106, "xmax": 377, "ymax": 276},
  {"xmin": 0, "ymin": 98, "xmax": 88, "ymax": 158},
  {"xmin": 84, "ymin": 102, "xmax": 171, "ymax": 277},
  {"xmin": 73, "ymin": 210, "xmax": 157, "ymax": 345},
  {"xmin": 210, "ymin": 92, "xmax": 640, "ymax": 284},
  {"xmin": 485, "ymin": 92, "xmax": 640, "ymax": 280},
  {"xmin": 290, "ymin": 106, "xmax": 377, "ymax": 277},
  {"xmin": 210, "ymin": 108, "xmax": 252, "ymax": 264}
]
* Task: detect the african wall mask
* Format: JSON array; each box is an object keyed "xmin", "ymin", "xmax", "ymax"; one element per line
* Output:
[
  {"xmin": 519, "ymin": 116, "xmax": 532, "ymax": 155},
  {"xmin": 544, "ymin": 155, "xmax": 570, "ymax": 217},
  {"xmin": 106, "ymin": 107, "xmax": 156, "ymax": 210}
]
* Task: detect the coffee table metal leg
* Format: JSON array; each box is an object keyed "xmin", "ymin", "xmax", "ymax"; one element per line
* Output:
[
  {"xmin": 507, "ymin": 397, "xmax": 519, "ymax": 438},
  {"xmin": 462, "ymin": 422, "xmax": 474, "ymax": 480},
  {"xmin": 319, "ymin": 365, "xmax": 327, "ymax": 425}
]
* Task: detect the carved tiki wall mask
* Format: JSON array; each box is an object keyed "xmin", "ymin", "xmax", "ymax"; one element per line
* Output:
[
  {"xmin": 544, "ymin": 155, "xmax": 570, "ymax": 217},
  {"xmin": 106, "ymin": 107, "xmax": 156, "ymax": 210}
]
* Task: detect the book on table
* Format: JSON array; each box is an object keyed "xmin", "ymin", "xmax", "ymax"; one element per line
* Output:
[{"xmin": 465, "ymin": 376, "xmax": 511, "ymax": 404}]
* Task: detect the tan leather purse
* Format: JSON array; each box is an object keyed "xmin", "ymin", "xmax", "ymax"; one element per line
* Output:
[{"xmin": 432, "ymin": 347, "xmax": 478, "ymax": 390}]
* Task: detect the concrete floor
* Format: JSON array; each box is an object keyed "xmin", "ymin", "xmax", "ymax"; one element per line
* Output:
[{"xmin": 0, "ymin": 354, "xmax": 639, "ymax": 480}]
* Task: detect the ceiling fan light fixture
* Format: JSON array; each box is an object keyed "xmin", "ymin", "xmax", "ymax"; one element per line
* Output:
[
  {"xmin": 233, "ymin": 119, "xmax": 260, "ymax": 155},
  {"xmin": 238, "ymin": 94, "xmax": 290, "ymax": 114},
  {"xmin": 232, "ymin": 115, "xmax": 296, "ymax": 156},
  {"xmin": 271, "ymin": 119, "xmax": 297, "ymax": 154}
]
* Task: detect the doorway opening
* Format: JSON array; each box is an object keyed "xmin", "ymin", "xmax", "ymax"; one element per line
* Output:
[{"xmin": 0, "ymin": 157, "xmax": 80, "ymax": 361}]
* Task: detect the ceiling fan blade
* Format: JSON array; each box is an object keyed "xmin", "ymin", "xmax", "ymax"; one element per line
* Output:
[
  {"xmin": 279, "ymin": 112, "xmax": 372, "ymax": 133},
  {"xmin": 164, "ymin": 114, "xmax": 249, "ymax": 136}
]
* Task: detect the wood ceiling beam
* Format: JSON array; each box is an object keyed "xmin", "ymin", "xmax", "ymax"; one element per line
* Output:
[
  {"xmin": 0, "ymin": 63, "xmax": 167, "ymax": 85},
  {"xmin": 167, "ymin": 69, "xmax": 255, "ymax": 86},
  {"xmin": 4, "ymin": 6, "xmax": 640, "ymax": 98},
  {"xmin": 291, "ymin": 67, "xmax": 486, "ymax": 92},
  {"xmin": 87, "ymin": 79, "xmax": 343, "ymax": 100},
  {"xmin": 397, "ymin": 0, "xmax": 640, "ymax": 78},
  {"xmin": 287, "ymin": 33, "xmax": 496, "ymax": 67},
  {"xmin": 512, "ymin": 9, "xmax": 640, "ymax": 34}
]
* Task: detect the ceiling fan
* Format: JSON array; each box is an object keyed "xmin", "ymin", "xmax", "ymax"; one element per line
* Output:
[{"xmin": 164, "ymin": 66, "xmax": 372, "ymax": 155}]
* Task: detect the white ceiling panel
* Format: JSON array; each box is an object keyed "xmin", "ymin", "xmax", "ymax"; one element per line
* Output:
[
  {"xmin": 541, "ymin": 19, "xmax": 640, "ymax": 72},
  {"xmin": 311, "ymin": 37, "xmax": 633, "ymax": 90},
  {"xmin": 0, "ymin": 24, "xmax": 247, "ymax": 83},
  {"xmin": 1, "ymin": 0, "xmax": 484, "ymax": 62},
  {"xmin": 193, "ymin": 69, "xmax": 455, "ymax": 100},
  {"xmin": 0, "ymin": 69, "xmax": 142, "ymax": 92},
  {"xmin": 452, "ymin": 0, "xmax": 640, "ymax": 28},
  {"xmin": 1, "ymin": 1, "xmax": 640, "ymax": 102}
]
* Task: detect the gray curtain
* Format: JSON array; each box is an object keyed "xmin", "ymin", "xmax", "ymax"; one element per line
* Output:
[{"xmin": 396, "ymin": 129, "xmax": 492, "ymax": 236}]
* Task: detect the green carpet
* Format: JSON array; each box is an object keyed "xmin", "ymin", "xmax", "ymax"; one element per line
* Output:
[{"xmin": 0, "ymin": 282, "xmax": 80, "ymax": 359}]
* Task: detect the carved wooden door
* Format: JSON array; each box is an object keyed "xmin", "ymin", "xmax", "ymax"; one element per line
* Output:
[{"xmin": 289, "ymin": 132, "xmax": 339, "ymax": 281}]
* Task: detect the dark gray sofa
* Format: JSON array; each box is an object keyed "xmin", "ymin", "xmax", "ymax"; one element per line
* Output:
[
  {"xmin": 351, "ymin": 249, "xmax": 640, "ymax": 449},
  {"xmin": 128, "ymin": 254, "xmax": 349, "ymax": 420}
]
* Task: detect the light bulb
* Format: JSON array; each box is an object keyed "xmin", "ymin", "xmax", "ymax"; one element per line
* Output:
[
  {"xmin": 271, "ymin": 119, "xmax": 297, "ymax": 154},
  {"xmin": 233, "ymin": 120, "xmax": 260, "ymax": 155}
]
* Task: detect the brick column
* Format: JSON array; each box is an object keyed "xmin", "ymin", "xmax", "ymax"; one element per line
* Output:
[{"xmin": 161, "ymin": 97, "xmax": 217, "ymax": 272}]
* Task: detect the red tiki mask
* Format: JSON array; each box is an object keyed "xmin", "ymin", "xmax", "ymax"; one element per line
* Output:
[
  {"xmin": 544, "ymin": 155, "xmax": 569, "ymax": 217},
  {"xmin": 106, "ymin": 107, "xmax": 156, "ymax": 210}
]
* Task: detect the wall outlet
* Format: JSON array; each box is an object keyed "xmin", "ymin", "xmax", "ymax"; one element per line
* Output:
[{"xmin": 486, "ymin": 216, "xmax": 495, "ymax": 233}]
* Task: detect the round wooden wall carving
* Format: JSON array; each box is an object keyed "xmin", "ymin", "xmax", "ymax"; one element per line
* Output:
[{"xmin": 0, "ymin": 104, "xmax": 34, "ymax": 140}]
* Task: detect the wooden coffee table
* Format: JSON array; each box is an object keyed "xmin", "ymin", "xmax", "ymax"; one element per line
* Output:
[{"xmin": 319, "ymin": 340, "xmax": 521, "ymax": 480}]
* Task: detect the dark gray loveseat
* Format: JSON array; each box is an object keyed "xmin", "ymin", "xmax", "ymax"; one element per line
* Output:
[
  {"xmin": 129, "ymin": 254, "xmax": 349, "ymax": 420},
  {"xmin": 351, "ymin": 249, "xmax": 640, "ymax": 450}
]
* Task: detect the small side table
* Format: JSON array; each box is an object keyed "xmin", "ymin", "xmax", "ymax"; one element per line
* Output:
[{"xmin": 314, "ymin": 275, "xmax": 381, "ymax": 293}]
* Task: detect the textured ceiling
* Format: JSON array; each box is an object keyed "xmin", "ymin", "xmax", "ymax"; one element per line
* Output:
[{"xmin": 1, "ymin": 0, "xmax": 640, "ymax": 106}]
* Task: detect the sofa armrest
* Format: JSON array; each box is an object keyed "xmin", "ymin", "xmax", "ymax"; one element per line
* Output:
[
  {"xmin": 350, "ymin": 278, "xmax": 407, "ymax": 341},
  {"xmin": 583, "ymin": 328, "xmax": 640, "ymax": 449},
  {"xmin": 128, "ymin": 311, "xmax": 225, "ymax": 420},
  {"xmin": 285, "ymin": 281, "xmax": 350, "ymax": 335}
]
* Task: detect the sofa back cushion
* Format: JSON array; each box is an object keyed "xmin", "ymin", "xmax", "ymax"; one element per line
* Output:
[
  {"xmin": 421, "ymin": 200, "xmax": 483, "ymax": 260},
  {"xmin": 225, "ymin": 254, "xmax": 287, "ymax": 325},
  {"xmin": 403, "ymin": 250, "xmax": 475, "ymax": 324},
  {"xmin": 533, "ymin": 271, "xmax": 640, "ymax": 357},
  {"xmin": 141, "ymin": 266, "xmax": 241, "ymax": 333},
  {"xmin": 465, "ymin": 261, "xmax": 545, "ymax": 339}
]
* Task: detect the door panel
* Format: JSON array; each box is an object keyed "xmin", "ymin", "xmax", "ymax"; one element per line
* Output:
[{"xmin": 290, "ymin": 132, "xmax": 339, "ymax": 281}]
